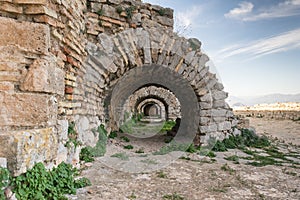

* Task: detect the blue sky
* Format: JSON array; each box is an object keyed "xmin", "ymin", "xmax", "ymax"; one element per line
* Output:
[{"xmin": 143, "ymin": 0, "xmax": 300, "ymax": 97}]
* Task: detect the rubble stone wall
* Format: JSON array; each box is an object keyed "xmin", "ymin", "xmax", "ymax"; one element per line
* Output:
[{"xmin": 0, "ymin": 0, "xmax": 236, "ymax": 175}]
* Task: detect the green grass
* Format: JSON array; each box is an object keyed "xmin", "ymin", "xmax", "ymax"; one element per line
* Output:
[
  {"xmin": 163, "ymin": 192, "xmax": 184, "ymax": 200},
  {"xmin": 124, "ymin": 145, "xmax": 134, "ymax": 149},
  {"xmin": 153, "ymin": 142, "xmax": 190, "ymax": 155},
  {"xmin": 157, "ymin": 171, "xmax": 167, "ymax": 178},
  {"xmin": 161, "ymin": 120, "xmax": 176, "ymax": 132},
  {"xmin": 120, "ymin": 136, "xmax": 130, "ymax": 142},
  {"xmin": 221, "ymin": 163, "xmax": 235, "ymax": 174},
  {"xmin": 224, "ymin": 155, "xmax": 239, "ymax": 164},
  {"xmin": 111, "ymin": 153, "xmax": 129, "ymax": 160},
  {"xmin": 140, "ymin": 159, "xmax": 158, "ymax": 165}
]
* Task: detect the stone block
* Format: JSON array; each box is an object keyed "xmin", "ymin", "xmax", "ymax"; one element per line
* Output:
[
  {"xmin": 0, "ymin": 17, "xmax": 50, "ymax": 54},
  {"xmin": 25, "ymin": 5, "xmax": 58, "ymax": 19},
  {"xmin": 0, "ymin": 82, "xmax": 14, "ymax": 92},
  {"xmin": 14, "ymin": 0, "xmax": 47, "ymax": 4},
  {"xmin": 0, "ymin": 128, "xmax": 58, "ymax": 176},
  {"xmin": 212, "ymin": 91, "xmax": 228, "ymax": 101},
  {"xmin": 217, "ymin": 121, "xmax": 232, "ymax": 131},
  {"xmin": 211, "ymin": 109, "xmax": 227, "ymax": 117},
  {"xmin": 0, "ymin": 157, "xmax": 7, "ymax": 168},
  {"xmin": 0, "ymin": 2, "xmax": 22, "ymax": 13},
  {"xmin": 57, "ymin": 120, "xmax": 68, "ymax": 141},
  {"xmin": 0, "ymin": 93, "xmax": 57, "ymax": 127},
  {"xmin": 20, "ymin": 56, "xmax": 65, "ymax": 95}
]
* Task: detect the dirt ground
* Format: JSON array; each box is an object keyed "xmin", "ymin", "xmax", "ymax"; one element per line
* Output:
[
  {"xmin": 248, "ymin": 117, "xmax": 300, "ymax": 146},
  {"xmin": 71, "ymin": 118, "xmax": 300, "ymax": 200}
]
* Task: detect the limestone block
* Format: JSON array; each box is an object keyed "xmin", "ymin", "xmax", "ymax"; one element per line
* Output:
[
  {"xmin": 20, "ymin": 56, "xmax": 65, "ymax": 95},
  {"xmin": 0, "ymin": 93, "xmax": 57, "ymax": 127},
  {"xmin": 0, "ymin": 82, "xmax": 14, "ymax": 92},
  {"xmin": 0, "ymin": 2, "xmax": 22, "ymax": 13},
  {"xmin": 57, "ymin": 143, "xmax": 68, "ymax": 164},
  {"xmin": 57, "ymin": 120, "xmax": 68, "ymax": 141},
  {"xmin": 14, "ymin": 0, "xmax": 47, "ymax": 4},
  {"xmin": 213, "ymin": 100, "xmax": 226, "ymax": 108},
  {"xmin": 232, "ymin": 128, "xmax": 241, "ymax": 136},
  {"xmin": 200, "ymin": 93, "xmax": 212, "ymax": 102},
  {"xmin": 217, "ymin": 121, "xmax": 232, "ymax": 131},
  {"xmin": 212, "ymin": 91, "xmax": 228, "ymax": 101},
  {"xmin": 0, "ymin": 157, "xmax": 7, "ymax": 168},
  {"xmin": 0, "ymin": 128, "xmax": 58, "ymax": 176},
  {"xmin": 24, "ymin": 5, "xmax": 58, "ymax": 19},
  {"xmin": 199, "ymin": 124, "xmax": 217, "ymax": 133},
  {"xmin": 199, "ymin": 117, "xmax": 210, "ymax": 126},
  {"xmin": 211, "ymin": 109, "xmax": 227, "ymax": 117},
  {"xmin": 199, "ymin": 102, "xmax": 213, "ymax": 109},
  {"xmin": 0, "ymin": 17, "xmax": 50, "ymax": 54}
]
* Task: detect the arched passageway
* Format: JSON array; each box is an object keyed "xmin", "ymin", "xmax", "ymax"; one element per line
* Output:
[{"xmin": 85, "ymin": 27, "xmax": 235, "ymax": 145}]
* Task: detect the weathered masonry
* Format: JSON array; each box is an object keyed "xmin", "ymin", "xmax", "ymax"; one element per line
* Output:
[{"xmin": 0, "ymin": 0, "xmax": 237, "ymax": 175}]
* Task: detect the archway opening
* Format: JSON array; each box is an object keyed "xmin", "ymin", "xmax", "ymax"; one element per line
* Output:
[{"xmin": 143, "ymin": 103, "xmax": 159, "ymax": 117}]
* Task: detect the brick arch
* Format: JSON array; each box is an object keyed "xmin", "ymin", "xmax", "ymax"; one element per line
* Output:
[{"xmin": 85, "ymin": 27, "xmax": 235, "ymax": 144}]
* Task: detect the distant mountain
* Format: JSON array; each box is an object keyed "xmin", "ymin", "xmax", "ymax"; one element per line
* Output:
[{"xmin": 227, "ymin": 93, "xmax": 300, "ymax": 107}]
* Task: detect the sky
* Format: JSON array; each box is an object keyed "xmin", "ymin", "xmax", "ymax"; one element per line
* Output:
[{"xmin": 143, "ymin": 0, "xmax": 300, "ymax": 97}]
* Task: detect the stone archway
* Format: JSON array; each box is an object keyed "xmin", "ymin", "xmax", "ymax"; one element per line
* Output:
[
  {"xmin": 85, "ymin": 27, "xmax": 235, "ymax": 145},
  {"xmin": 123, "ymin": 85, "xmax": 181, "ymax": 121},
  {"xmin": 138, "ymin": 99, "xmax": 166, "ymax": 120},
  {"xmin": 143, "ymin": 103, "xmax": 159, "ymax": 116}
]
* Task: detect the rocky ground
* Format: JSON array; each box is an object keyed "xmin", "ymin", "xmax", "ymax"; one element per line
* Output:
[{"xmin": 70, "ymin": 118, "xmax": 300, "ymax": 200}]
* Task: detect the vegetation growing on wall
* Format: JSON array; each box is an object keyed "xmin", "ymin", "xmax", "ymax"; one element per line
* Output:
[{"xmin": 80, "ymin": 124, "xmax": 108, "ymax": 162}]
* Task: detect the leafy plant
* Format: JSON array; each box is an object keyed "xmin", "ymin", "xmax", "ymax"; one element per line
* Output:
[
  {"xmin": 161, "ymin": 120, "xmax": 176, "ymax": 132},
  {"xmin": 80, "ymin": 147, "xmax": 95, "ymax": 162},
  {"xmin": 158, "ymin": 8, "xmax": 166, "ymax": 16},
  {"xmin": 206, "ymin": 151, "xmax": 216, "ymax": 158},
  {"xmin": 65, "ymin": 122, "xmax": 82, "ymax": 149},
  {"xmin": 109, "ymin": 131, "xmax": 118, "ymax": 139},
  {"xmin": 125, "ymin": 6, "xmax": 136, "ymax": 19},
  {"xmin": 120, "ymin": 136, "xmax": 130, "ymax": 142},
  {"xmin": 116, "ymin": 6, "xmax": 123, "ymax": 14},
  {"xmin": 0, "ymin": 167, "xmax": 10, "ymax": 199},
  {"xmin": 212, "ymin": 128, "xmax": 271, "ymax": 152},
  {"xmin": 84, "ymin": 124, "xmax": 108, "ymax": 157},
  {"xmin": 124, "ymin": 145, "xmax": 134, "ymax": 150},
  {"xmin": 12, "ymin": 162, "xmax": 90, "ymax": 200},
  {"xmin": 96, "ymin": 9, "xmax": 104, "ymax": 16}
]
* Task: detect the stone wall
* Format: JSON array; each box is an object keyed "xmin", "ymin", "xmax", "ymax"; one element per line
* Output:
[
  {"xmin": 0, "ymin": 0, "xmax": 236, "ymax": 175},
  {"xmin": 234, "ymin": 110, "xmax": 300, "ymax": 120}
]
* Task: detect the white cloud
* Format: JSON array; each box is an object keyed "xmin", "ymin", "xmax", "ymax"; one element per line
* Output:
[
  {"xmin": 225, "ymin": 0, "xmax": 300, "ymax": 21},
  {"xmin": 215, "ymin": 28, "xmax": 300, "ymax": 61},
  {"xmin": 224, "ymin": 1, "xmax": 254, "ymax": 19},
  {"xmin": 176, "ymin": 5, "xmax": 203, "ymax": 27},
  {"xmin": 174, "ymin": 5, "xmax": 203, "ymax": 36}
]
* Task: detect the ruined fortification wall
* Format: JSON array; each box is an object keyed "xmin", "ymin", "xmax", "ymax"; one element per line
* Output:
[{"xmin": 0, "ymin": 0, "xmax": 236, "ymax": 175}]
